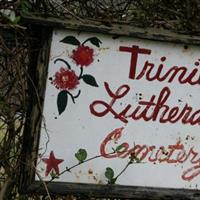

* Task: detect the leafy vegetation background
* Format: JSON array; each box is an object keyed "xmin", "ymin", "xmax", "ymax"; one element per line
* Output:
[{"xmin": 1, "ymin": 0, "xmax": 200, "ymax": 199}]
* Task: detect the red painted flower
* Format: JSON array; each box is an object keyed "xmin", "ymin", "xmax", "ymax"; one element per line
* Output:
[
  {"xmin": 71, "ymin": 45, "xmax": 94, "ymax": 67},
  {"xmin": 52, "ymin": 67, "xmax": 79, "ymax": 90}
]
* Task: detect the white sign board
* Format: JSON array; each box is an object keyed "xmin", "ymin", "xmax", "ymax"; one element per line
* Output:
[{"xmin": 36, "ymin": 29, "xmax": 200, "ymax": 190}]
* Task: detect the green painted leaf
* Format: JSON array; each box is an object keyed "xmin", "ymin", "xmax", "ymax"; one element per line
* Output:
[
  {"xmin": 115, "ymin": 144, "xmax": 124, "ymax": 152},
  {"xmin": 57, "ymin": 90, "xmax": 68, "ymax": 115},
  {"xmin": 82, "ymin": 74, "xmax": 98, "ymax": 87},
  {"xmin": 130, "ymin": 153, "xmax": 141, "ymax": 163},
  {"xmin": 109, "ymin": 177, "xmax": 117, "ymax": 184},
  {"xmin": 50, "ymin": 171, "xmax": 59, "ymax": 179},
  {"xmin": 134, "ymin": 157, "xmax": 141, "ymax": 163},
  {"xmin": 105, "ymin": 167, "xmax": 114, "ymax": 181},
  {"xmin": 87, "ymin": 37, "xmax": 102, "ymax": 47},
  {"xmin": 60, "ymin": 36, "xmax": 80, "ymax": 46},
  {"xmin": 75, "ymin": 149, "xmax": 87, "ymax": 162}
]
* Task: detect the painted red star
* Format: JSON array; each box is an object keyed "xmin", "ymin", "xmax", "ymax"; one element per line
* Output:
[{"xmin": 42, "ymin": 151, "xmax": 64, "ymax": 176}]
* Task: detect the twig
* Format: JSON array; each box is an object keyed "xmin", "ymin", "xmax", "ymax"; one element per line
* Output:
[
  {"xmin": 24, "ymin": 70, "xmax": 50, "ymax": 156},
  {"xmin": 51, "ymin": 0, "xmax": 84, "ymax": 22},
  {"xmin": 0, "ymin": 178, "xmax": 11, "ymax": 200},
  {"xmin": 0, "ymin": 35, "xmax": 13, "ymax": 55},
  {"xmin": 34, "ymin": 165, "xmax": 52, "ymax": 200}
]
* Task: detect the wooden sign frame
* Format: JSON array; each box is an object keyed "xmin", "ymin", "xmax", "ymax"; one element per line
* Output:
[{"xmin": 20, "ymin": 15, "xmax": 200, "ymax": 199}]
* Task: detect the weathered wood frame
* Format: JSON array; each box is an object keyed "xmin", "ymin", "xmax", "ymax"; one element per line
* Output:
[{"xmin": 20, "ymin": 14, "xmax": 200, "ymax": 199}]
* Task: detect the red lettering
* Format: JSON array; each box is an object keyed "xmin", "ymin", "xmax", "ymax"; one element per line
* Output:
[
  {"xmin": 151, "ymin": 87, "xmax": 170, "ymax": 121},
  {"xmin": 182, "ymin": 164, "xmax": 200, "ymax": 181},
  {"xmin": 100, "ymin": 128, "xmax": 200, "ymax": 181},
  {"xmin": 90, "ymin": 82, "xmax": 200, "ymax": 126},
  {"xmin": 166, "ymin": 141, "xmax": 184, "ymax": 163},
  {"xmin": 133, "ymin": 51, "xmax": 200, "ymax": 86},
  {"xmin": 119, "ymin": 45, "xmax": 151, "ymax": 79},
  {"xmin": 100, "ymin": 127, "xmax": 125, "ymax": 158},
  {"xmin": 90, "ymin": 82, "xmax": 130, "ymax": 123}
]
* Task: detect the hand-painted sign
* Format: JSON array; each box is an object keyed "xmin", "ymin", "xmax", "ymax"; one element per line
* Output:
[{"xmin": 36, "ymin": 29, "xmax": 200, "ymax": 190}]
